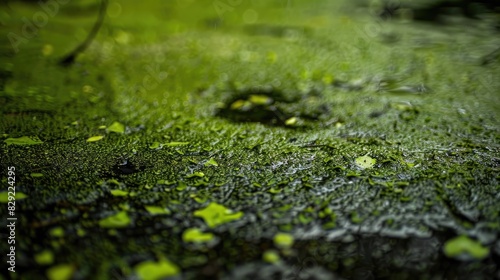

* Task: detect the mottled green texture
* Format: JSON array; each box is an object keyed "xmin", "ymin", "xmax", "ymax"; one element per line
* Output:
[{"xmin": 0, "ymin": 0, "xmax": 499, "ymax": 279}]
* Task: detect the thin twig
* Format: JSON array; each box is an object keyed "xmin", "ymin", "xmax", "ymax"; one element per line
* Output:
[{"xmin": 59, "ymin": 0, "xmax": 109, "ymax": 66}]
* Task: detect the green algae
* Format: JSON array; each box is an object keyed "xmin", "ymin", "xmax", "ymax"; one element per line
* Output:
[
  {"xmin": 0, "ymin": 0, "xmax": 499, "ymax": 278},
  {"xmin": 443, "ymin": 235, "xmax": 490, "ymax": 260},
  {"xmin": 355, "ymin": 155, "xmax": 377, "ymax": 169},
  {"xmin": 46, "ymin": 264, "xmax": 75, "ymax": 280},
  {"xmin": 182, "ymin": 228, "xmax": 214, "ymax": 243},
  {"xmin": 35, "ymin": 250, "xmax": 54, "ymax": 265},
  {"xmin": 263, "ymin": 250, "xmax": 281, "ymax": 264},
  {"xmin": 110, "ymin": 189, "xmax": 129, "ymax": 197},
  {"xmin": 0, "ymin": 191, "xmax": 27, "ymax": 202},
  {"xmin": 144, "ymin": 205, "xmax": 171, "ymax": 215},
  {"xmin": 274, "ymin": 232, "xmax": 294, "ymax": 249},
  {"xmin": 98, "ymin": 211, "xmax": 131, "ymax": 228},
  {"xmin": 134, "ymin": 258, "xmax": 180, "ymax": 280},
  {"xmin": 194, "ymin": 202, "xmax": 244, "ymax": 228}
]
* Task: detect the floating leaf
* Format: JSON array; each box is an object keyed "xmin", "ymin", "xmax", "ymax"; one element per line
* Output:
[
  {"xmin": 204, "ymin": 158, "xmax": 219, "ymax": 167},
  {"xmin": 86, "ymin": 136, "xmax": 104, "ymax": 142},
  {"xmin": 31, "ymin": 173, "xmax": 43, "ymax": 177},
  {"xmin": 145, "ymin": 205, "xmax": 171, "ymax": 215},
  {"xmin": 0, "ymin": 192, "xmax": 27, "ymax": 203},
  {"xmin": 46, "ymin": 264, "xmax": 74, "ymax": 280},
  {"xmin": 4, "ymin": 136, "xmax": 43, "ymax": 145},
  {"xmin": 182, "ymin": 228, "xmax": 214, "ymax": 243},
  {"xmin": 230, "ymin": 99, "xmax": 250, "ymax": 110},
  {"xmin": 98, "ymin": 211, "xmax": 131, "ymax": 228},
  {"xmin": 443, "ymin": 235, "xmax": 489, "ymax": 260},
  {"xmin": 110, "ymin": 189, "xmax": 129, "ymax": 197},
  {"xmin": 134, "ymin": 259, "xmax": 180, "ymax": 280},
  {"xmin": 273, "ymin": 232, "xmax": 294, "ymax": 249},
  {"xmin": 187, "ymin": 172, "xmax": 205, "ymax": 178},
  {"xmin": 176, "ymin": 181, "xmax": 187, "ymax": 191},
  {"xmin": 164, "ymin": 142, "xmax": 189, "ymax": 147},
  {"xmin": 194, "ymin": 202, "xmax": 243, "ymax": 228},
  {"xmin": 355, "ymin": 155, "xmax": 376, "ymax": 169},
  {"xmin": 249, "ymin": 94, "xmax": 273, "ymax": 105},
  {"xmin": 263, "ymin": 250, "xmax": 280, "ymax": 264},
  {"xmin": 149, "ymin": 142, "xmax": 161, "ymax": 149},
  {"xmin": 35, "ymin": 250, "xmax": 54, "ymax": 265},
  {"xmin": 50, "ymin": 227, "xmax": 64, "ymax": 237},
  {"xmin": 285, "ymin": 117, "xmax": 297, "ymax": 126},
  {"xmin": 107, "ymin": 121, "xmax": 125, "ymax": 134}
]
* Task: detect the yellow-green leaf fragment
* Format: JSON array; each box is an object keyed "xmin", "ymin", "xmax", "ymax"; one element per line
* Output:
[
  {"xmin": 194, "ymin": 202, "xmax": 244, "ymax": 228},
  {"xmin": 110, "ymin": 189, "xmax": 129, "ymax": 197},
  {"xmin": 204, "ymin": 158, "xmax": 219, "ymax": 167},
  {"xmin": 355, "ymin": 155, "xmax": 376, "ymax": 169},
  {"xmin": 145, "ymin": 205, "xmax": 171, "ymax": 215},
  {"xmin": 0, "ymin": 192, "xmax": 27, "ymax": 203},
  {"xmin": 182, "ymin": 228, "xmax": 214, "ymax": 243},
  {"xmin": 35, "ymin": 250, "xmax": 54, "ymax": 265},
  {"xmin": 86, "ymin": 136, "xmax": 104, "ymax": 142},
  {"xmin": 285, "ymin": 117, "xmax": 298, "ymax": 126},
  {"xmin": 107, "ymin": 121, "xmax": 125, "ymax": 134},
  {"xmin": 31, "ymin": 173, "xmax": 43, "ymax": 177},
  {"xmin": 230, "ymin": 99, "xmax": 248, "ymax": 110},
  {"xmin": 273, "ymin": 232, "xmax": 294, "ymax": 249},
  {"xmin": 249, "ymin": 94, "xmax": 273, "ymax": 105},
  {"xmin": 4, "ymin": 136, "xmax": 43, "ymax": 145},
  {"xmin": 443, "ymin": 235, "xmax": 490, "ymax": 260},
  {"xmin": 50, "ymin": 227, "xmax": 64, "ymax": 237},
  {"xmin": 98, "ymin": 211, "xmax": 131, "ymax": 228},
  {"xmin": 263, "ymin": 250, "xmax": 281, "ymax": 264},
  {"xmin": 134, "ymin": 259, "xmax": 180, "ymax": 280},
  {"xmin": 149, "ymin": 142, "xmax": 161, "ymax": 149},
  {"xmin": 186, "ymin": 172, "xmax": 205, "ymax": 178},
  {"xmin": 46, "ymin": 264, "xmax": 74, "ymax": 280},
  {"xmin": 164, "ymin": 142, "xmax": 189, "ymax": 147}
]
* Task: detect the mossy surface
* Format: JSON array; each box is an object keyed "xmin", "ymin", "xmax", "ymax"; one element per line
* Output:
[{"xmin": 0, "ymin": 0, "xmax": 499, "ymax": 279}]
